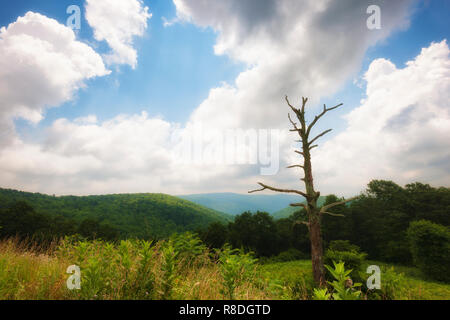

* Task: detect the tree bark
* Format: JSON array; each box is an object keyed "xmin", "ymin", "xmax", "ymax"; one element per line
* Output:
[{"xmin": 309, "ymin": 213, "xmax": 325, "ymax": 286}]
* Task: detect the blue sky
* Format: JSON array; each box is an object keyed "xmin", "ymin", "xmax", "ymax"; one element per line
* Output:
[
  {"xmin": 320, "ymin": 0, "xmax": 450, "ymax": 134},
  {"xmin": 4, "ymin": 0, "xmax": 448, "ymax": 138},
  {"xmin": 0, "ymin": 0, "xmax": 449, "ymax": 195},
  {"xmin": 2, "ymin": 0, "xmax": 243, "ymax": 129}
]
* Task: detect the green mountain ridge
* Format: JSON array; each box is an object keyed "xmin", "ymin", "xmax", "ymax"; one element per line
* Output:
[{"xmin": 0, "ymin": 188, "xmax": 232, "ymax": 239}]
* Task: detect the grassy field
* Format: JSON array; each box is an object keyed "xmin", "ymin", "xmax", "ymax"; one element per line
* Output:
[
  {"xmin": 0, "ymin": 238, "xmax": 448, "ymax": 300},
  {"xmin": 259, "ymin": 260, "xmax": 450, "ymax": 300}
]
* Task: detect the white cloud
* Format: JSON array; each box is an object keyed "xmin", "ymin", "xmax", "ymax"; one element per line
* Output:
[
  {"xmin": 85, "ymin": 0, "xmax": 152, "ymax": 68},
  {"xmin": 176, "ymin": 0, "xmax": 413, "ymax": 130},
  {"xmin": 4, "ymin": 1, "xmax": 448, "ymax": 197},
  {"xmin": 313, "ymin": 40, "xmax": 450, "ymax": 196},
  {"xmin": 0, "ymin": 11, "xmax": 109, "ymax": 146},
  {"xmin": 0, "ymin": 112, "xmax": 245, "ymax": 195}
]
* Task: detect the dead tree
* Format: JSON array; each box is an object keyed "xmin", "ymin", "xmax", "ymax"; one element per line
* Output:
[{"xmin": 249, "ymin": 96, "xmax": 358, "ymax": 286}]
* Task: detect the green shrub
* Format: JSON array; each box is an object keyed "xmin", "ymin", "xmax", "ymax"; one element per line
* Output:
[
  {"xmin": 362, "ymin": 266, "xmax": 406, "ymax": 300},
  {"xmin": 160, "ymin": 241, "xmax": 178, "ymax": 300},
  {"xmin": 289, "ymin": 273, "xmax": 315, "ymax": 300},
  {"xmin": 316, "ymin": 261, "xmax": 362, "ymax": 300},
  {"xmin": 130, "ymin": 240, "xmax": 155, "ymax": 299},
  {"xmin": 324, "ymin": 241, "xmax": 367, "ymax": 283},
  {"xmin": 170, "ymin": 232, "xmax": 207, "ymax": 266},
  {"xmin": 218, "ymin": 246, "xmax": 257, "ymax": 300},
  {"xmin": 328, "ymin": 240, "xmax": 360, "ymax": 253},
  {"xmin": 407, "ymin": 220, "xmax": 450, "ymax": 282},
  {"xmin": 259, "ymin": 248, "xmax": 309, "ymax": 263}
]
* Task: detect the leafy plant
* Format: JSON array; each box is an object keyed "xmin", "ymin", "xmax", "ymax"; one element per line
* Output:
[
  {"xmin": 132, "ymin": 240, "xmax": 155, "ymax": 299},
  {"xmin": 317, "ymin": 261, "xmax": 362, "ymax": 300},
  {"xmin": 218, "ymin": 246, "xmax": 257, "ymax": 300},
  {"xmin": 324, "ymin": 241, "xmax": 367, "ymax": 284},
  {"xmin": 313, "ymin": 288, "xmax": 331, "ymax": 300},
  {"xmin": 170, "ymin": 232, "xmax": 206, "ymax": 266},
  {"xmin": 159, "ymin": 241, "xmax": 178, "ymax": 300}
]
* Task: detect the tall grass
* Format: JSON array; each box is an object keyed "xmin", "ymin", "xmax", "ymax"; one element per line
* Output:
[
  {"xmin": 0, "ymin": 238, "xmax": 68, "ymax": 299},
  {"xmin": 0, "ymin": 236, "xmax": 279, "ymax": 300},
  {"xmin": 0, "ymin": 237, "xmax": 448, "ymax": 300}
]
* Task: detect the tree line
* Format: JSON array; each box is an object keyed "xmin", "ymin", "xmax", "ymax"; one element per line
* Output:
[
  {"xmin": 0, "ymin": 201, "xmax": 119, "ymax": 244},
  {"xmin": 198, "ymin": 180, "xmax": 450, "ymax": 267},
  {"xmin": 0, "ymin": 179, "xmax": 448, "ymax": 271}
]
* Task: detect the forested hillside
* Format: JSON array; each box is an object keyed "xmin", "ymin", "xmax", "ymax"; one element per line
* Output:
[
  {"xmin": 0, "ymin": 188, "xmax": 232, "ymax": 239},
  {"xmin": 198, "ymin": 180, "xmax": 450, "ymax": 266}
]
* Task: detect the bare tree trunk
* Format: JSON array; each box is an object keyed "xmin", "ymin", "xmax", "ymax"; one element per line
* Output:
[
  {"xmin": 302, "ymin": 135, "xmax": 326, "ymax": 285},
  {"xmin": 309, "ymin": 213, "xmax": 325, "ymax": 285},
  {"xmin": 250, "ymin": 96, "xmax": 358, "ymax": 287}
]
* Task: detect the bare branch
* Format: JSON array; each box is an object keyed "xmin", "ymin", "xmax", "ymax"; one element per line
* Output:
[
  {"xmin": 294, "ymin": 220, "xmax": 310, "ymax": 227},
  {"xmin": 288, "ymin": 113, "xmax": 299, "ymax": 130},
  {"xmin": 290, "ymin": 202, "xmax": 308, "ymax": 210},
  {"xmin": 322, "ymin": 211, "xmax": 345, "ymax": 217},
  {"xmin": 306, "ymin": 103, "xmax": 343, "ymax": 137},
  {"xmin": 309, "ymin": 144, "xmax": 318, "ymax": 150},
  {"xmin": 294, "ymin": 150, "xmax": 304, "ymax": 156},
  {"xmin": 309, "ymin": 129, "xmax": 332, "ymax": 146},
  {"xmin": 286, "ymin": 165, "xmax": 304, "ymax": 169},
  {"xmin": 285, "ymin": 96, "xmax": 299, "ymax": 114},
  {"xmin": 248, "ymin": 182, "xmax": 307, "ymax": 198},
  {"xmin": 301, "ymin": 97, "xmax": 308, "ymax": 114},
  {"xmin": 286, "ymin": 96, "xmax": 308, "ymax": 134},
  {"xmin": 319, "ymin": 196, "xmax": 359, "ymax": 213}
]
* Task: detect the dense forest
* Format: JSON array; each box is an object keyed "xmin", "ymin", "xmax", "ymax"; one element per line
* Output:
[
  {"xmin": 1, "ymin": 180, "xmax": 448, "ymax": 269},
  {"xmin": 198, "ymin": 180, "xmax": 449, "ymax": 267},
  {"xmin": 0, "ymin": 189, "xmax": 231, "ymax": 240}
]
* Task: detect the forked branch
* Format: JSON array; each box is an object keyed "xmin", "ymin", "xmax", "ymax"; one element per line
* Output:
[
  {"xmin": 309, "ymin": 129, "xmax": 332, "ymax": 146},
  {"xmin": 306, "ymin": 103, "xmax": 343, "ymax": 137}
]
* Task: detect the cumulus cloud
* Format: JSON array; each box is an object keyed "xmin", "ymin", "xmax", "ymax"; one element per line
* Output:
[
  {"xmin": 0, "ymin": 11, "xmax": 109, "ymax": 146},
  {"xmin": 0, "ymin": 112, "xmax": 249, "ymax": 195},
  {"xmin": 85, "ymin": 0, "xmax": 152, "ymax": 68},
  {"xmin": 175, "ymin": 0, "xmax": 413, "ymax": 131},
  {"xmin": 313, "ymin": 40, "xmax": 450, "ymax": 196},
  {"xmin": 4, "ymin": 1, "xmax": 447, "ymax": 197}
]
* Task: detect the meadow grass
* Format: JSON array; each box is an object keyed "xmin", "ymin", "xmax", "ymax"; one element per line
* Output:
[
  {"xmin": 260, "ymin": 259, "xmax": 450, "ymax": 300},
  {"xmin": 0, "ymin": 238, "xmax": 448, "ymax": 300}
]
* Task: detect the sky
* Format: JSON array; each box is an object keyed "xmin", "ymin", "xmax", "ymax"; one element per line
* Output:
[{"xmin": 0, "ymin": 0, "xmax": 449, "ymax": 197}]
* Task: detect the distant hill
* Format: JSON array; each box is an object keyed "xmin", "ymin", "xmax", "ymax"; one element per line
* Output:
[
  {"xmin": 0, "ymin": 188, "xmax": 232, "ymax": 239},
  {"xmin": 272, "ymin": 196, "xmax": 327, "ymax": 220},
  {"xmin": 178, "ymin": 193, "xmax": 303, "ymax": 215}
]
